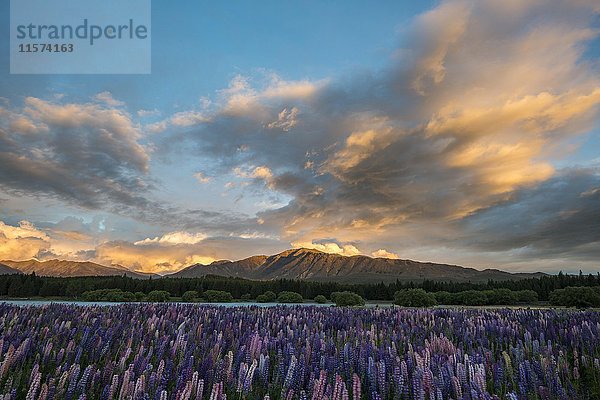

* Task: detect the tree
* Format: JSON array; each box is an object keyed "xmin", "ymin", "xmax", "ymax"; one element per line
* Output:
[
  {"xmin": 146, "ymin": 290, "xmax": 171, "ymax": 302},
  {"xmin": 256, "ymin": 291, "xmax": 277, "ymax": 303},
  {"xmin": 549, "ymin": 287, "xmax": 600, "ymax": 308},
  {"xmin": 484, "ymin": 289, "xmax": 517, "ymax": 305},
  {"xmin": 277, "ymin": 291, "xmax": 304, "ymax": 303},
  {"xmin": 515, "ymin": 290, "xmax": 538, "ymax": 303},
  {"xmin": 433, "ymin": 291, "xmax": 455, "ymax": 305},
  {"xmin": 81, "ymin": 289, "xmax": 136, "ymax": 302},
  {"xmin": 135, "ymin": 292, "xmax": 146, "ymax": 301},
  {"xmin": 394, "ymin": 289, "xmax": 437, "ymax": 307},
  {"xmin": 332, "ymin": 291, "xmax": 365, "ymax": 307},
  {"xmin": 182, "ymin": 290, "xmax": 199, "ymax": 302},
  {"xmin": 256, "ymin": 294, "xmax": 270, "ymax": 303},
  {"xmin": 314, "ymin": 295, "xmax": 328, "ymax": 304},
  {"xmin": 7, "ymin": 278, "xmax": 23, "ymax": 298},
  {"xmin": 240, "ymin": 293, "xmax": 253, "ymax": 302},
  {"xmin": 106, "ymin": 290, "xmax": 135, "ymax": 302},
  {"xmin": 22, "ymin": 274, "xmax": 37, "ymax": 297},
  {"xmin": 457, "ymin": 290, "xmax": 487, "ymax": 306},
  {"xmin": 203, "ymin": 290, "xmax": 233, "ymax": 303}
]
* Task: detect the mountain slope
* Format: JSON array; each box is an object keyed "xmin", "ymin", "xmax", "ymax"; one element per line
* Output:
[
  {"xmin": 174, "ymin": 255, "xmax": 267, "ymax": 278},
  {"xmin": 1, "ymin": 259, "xmax": 154, "ymax": 278},
  {"xmin": 171, "ymin": 248, "xmax": 545, "ymax": 283},
  {"xmin": 0, "ymin": 263, "xmax": 21, "ymax": 275}
]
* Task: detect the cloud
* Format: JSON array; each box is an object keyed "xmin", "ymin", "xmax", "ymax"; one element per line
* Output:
[
  {"xmin": 266, "ymin": 107, "xmax": 300, "ymax": 132},
  {"xmin": 234, "ymin": 165, "xmax": 276, "ymax": 189},
  {"xmin": 0, "ymin": 218, "xmax": 284, "ymax": 274},
  {"xmin": 95, "ymin": 234, "xmax": 285, "ymax": 273},
  {"xmin": 134, "ymin": 231, "xmax": 207, "ymax": 246},
  {"xmin": 0, "ymin": 97, "xmax": 151, "ymax": 211},
  {"xmin": 94, "ymin": 240, "xmax": 216, "ymax": 273},
  {"xmin": 93, "ymin": 91, "xmax": 125, "ymax": 107},
  {"xmin": 261, "ymin": 76, "xmax": 323, "ymax": 99},
  {"xmin": 410, "ymin": 0, "xmax": 471, "ymax": 95},
  {"xmin": 0, "ymin": 218, "xmax": 112, "ymax": 262},
  {"xmin": 170, "ymin": 110, "xmax": 210, "ymax": 127},
  {"xmin": 0, "ymin": 220, "xmax": 48, "ymax": 241},
  {"xmin": 292, "ymin": 240, "xmax": 361, "ymax": 256},
  {"xmin": 193, "ymin": 172, "xmax": 211, "ymax": 184},
  {"xmin": 0, "ymin": 220, "xmax": 50, "ymax": 260},
  {"xmin": 158, "ymin": 0, "xmax": 599, "ymax": 267},
  {"xmin": 459, "ymin": 169, "xmax": 600, "ymax": 261},
  {"xmin": 371, "ymin": 249, "xmax": 400, "ymax": 259},
  {"xmin": 2, "ymin": 0, "xmax": 599, "ymax": 272},
  {"xmin": 0, "ymin": 97, "xmax": 238, "ymax": 238},
  {"xmin": 146, "ymin": 120, "xmax": 168, "ymax": 134},
  {"xmin": 137, "ymin": 109, "xmax": 160, "ymax": 117}
]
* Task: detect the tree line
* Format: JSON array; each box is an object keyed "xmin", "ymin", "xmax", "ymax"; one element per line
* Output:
[{"xmin": 0, "ymin": 270, "xmax": 598, "ymax": 301}]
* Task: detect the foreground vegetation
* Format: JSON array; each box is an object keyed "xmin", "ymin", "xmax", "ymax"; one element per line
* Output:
[
  {"xmin": 0, "ymin": 270, "xmax": 599, "ymax": 298},
  {"xmin": 1, "ymin": 272, "xmax": 600, "ymax": 307},
  {"xmin": 26, "ymin": 285, "xmax": 600, "ymax": 308},
  {"xmin": 0, "ymin": 303, "xmax": 598, "ymax": 399}
]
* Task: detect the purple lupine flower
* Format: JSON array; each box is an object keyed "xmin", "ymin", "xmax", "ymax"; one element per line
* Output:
[
  {"xmin": 0, "ymin": 304, "xmax": 596, "ymax": 399},
  {"xmin": 352, "ymin": 373, "xmax": 361, "ymax": 400}
]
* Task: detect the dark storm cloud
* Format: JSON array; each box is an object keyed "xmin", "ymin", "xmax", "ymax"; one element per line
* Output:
[{"xmin": 460, "ymin": 169, "xmax": 600, "ymax": 260}]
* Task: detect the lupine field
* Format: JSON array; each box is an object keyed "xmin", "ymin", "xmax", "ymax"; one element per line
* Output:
[{"xmin": 0, "ymin": 304, "xmax": 599, "ymax": 400}]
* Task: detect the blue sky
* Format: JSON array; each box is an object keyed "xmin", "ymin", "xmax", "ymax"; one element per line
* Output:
[
  {"xmin": 0, "ymin": 0, "xmax": 599, "ymax": 274},
  {"xmin": 1, "ymin": 1, "xmax": 432, "ymax": 109}
]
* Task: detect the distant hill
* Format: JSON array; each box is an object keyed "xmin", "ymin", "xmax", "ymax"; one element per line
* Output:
[
  {"xmin": 175, "ymin": 255, "xmax": 268, "ymax": 278},
  {"xmin": 0, "ymin": 263, "xmax": 21, "ymax": 275},
  {"xmin": 171, "ymin": 248, "xmax": 546, "ymax": 283},
  {"xmin": 0, "ymin": 259, "xmax": 154, "ymax": 279}
]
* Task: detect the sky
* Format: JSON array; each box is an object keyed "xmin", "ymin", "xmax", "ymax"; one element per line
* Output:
[{"xmin": 0, "ymin": 0, "xmax": 599, "ymax": 275}]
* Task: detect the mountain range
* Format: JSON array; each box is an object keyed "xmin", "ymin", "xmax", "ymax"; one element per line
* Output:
[
  {"xmin": 0, "ymin": 263, "xmax": 20, "ymax": 275},
  {"xmin": 0, "ymin": 248, "xmax": 546, "ymax": 282},
  {"xmin": 171, "ymin": 248, "xmax": 546, "ymax": 283},
  {"xmin": 0, "ymin": 259, "xmax": 153, "ymax": 279}
]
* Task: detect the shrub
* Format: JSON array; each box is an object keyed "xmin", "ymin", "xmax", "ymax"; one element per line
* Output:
[
  {"xmin": 457, "ymin": 290, "xmax": 487, "ymax": 306},
  {"xmin": 81, "ymin": 289, "xmax": 136, "ymax": 302},
  {"xmin": 146, "ymin": 290, "xmax": 171, "ymax": 302},
  {"xmin": 256, "ymin": 294, "xmax": 269, "ymax": 303},
  {"xmin": 549, "ymin": 286, "xmax": 600, "ymax": 308},
  {"xmin": 314, "ymin": 295, "xmax": 328, "ymax": 304},
  {"xmin": 484, "ymin": 289, "xmax": 518, "ymax": 305},
  {"xmin": 433, "ymin": 291, "xmax": 455, "ymax": 305},
  {"xmin": 433, "ymin": 291, "xmax": 461, "ymax": 305},
  {"xmin": 394, "ymin": 289, "xmax": 437, "ymax": 307},
  {"xmin": 332, "ymin": 291, "xmax": 365, "ymax": 307},
  {"xmin": 277, "ymin": 291, "xmax": 304, "ymax": 303},
  {"xmin": 240, "ymin": 293, "xmax": 253, "ymax": 302},
  {"xmin": 263, "ymin": 291, "xmax": 277, "ymax": 302},
  {"xmin": 134, "ymin": 292, "xmax": 146, "ymax": 302},
  {"xmin": 257, "ymin": 291, "xmax": 277, "ymax": 303},
  {"xmin": 182, "ymin": 290, "xmax": 199, "ymax": 302},
  {"xmin": 203, "ymin": 290, "xmax": 233, "ymax": 303},
  {"xmin": 515, "ymin": 290, "xmax": 538, "ymax": 303},
  {"xmin": 105, "ymin": 290, "xmax": 135, "ymax": 302}
]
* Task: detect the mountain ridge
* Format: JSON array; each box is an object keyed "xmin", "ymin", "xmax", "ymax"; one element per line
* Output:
[
  {"xmin": 171, "ymin": 248, "xmax": 546, "ymax": 283},
  {"xmin": 0, "ymin": 259, "xmax": 155, "ymax": 279},
  {"xmin": 0, "ymin": 249, "xmax": 547, "ymax": 282},
  {"xmin": 0, "ymin": 263, "xmax": 21, "ymax": 275}
]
